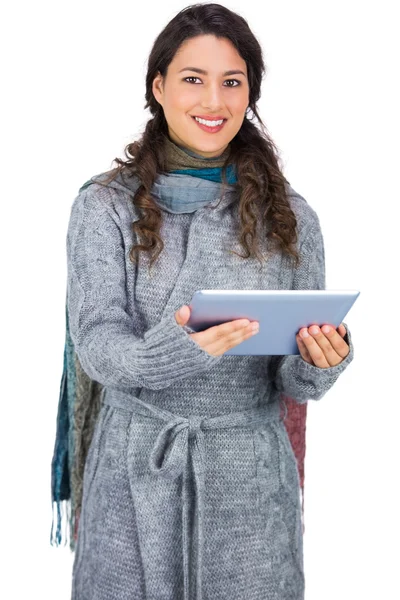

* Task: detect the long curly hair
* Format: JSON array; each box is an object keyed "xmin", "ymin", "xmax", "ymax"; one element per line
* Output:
[{"xmin": 100, "ymin": 3, "xmax": 300, "ymax": 269}]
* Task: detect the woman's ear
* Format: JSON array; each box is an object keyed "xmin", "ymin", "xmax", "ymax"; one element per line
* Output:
[{"xmin": 152, "ymin": 73, "xmax": 164, "ymax": 106}]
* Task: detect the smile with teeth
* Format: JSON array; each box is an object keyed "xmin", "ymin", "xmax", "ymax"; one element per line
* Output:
[{"xmin": 194, "ymin": 116, "xmax": 225, "ymax": 126}]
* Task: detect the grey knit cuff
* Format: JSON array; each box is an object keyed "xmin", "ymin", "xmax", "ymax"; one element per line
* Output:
[{"xmin": 136, "ymin": 311, "xmax": 224, "ymax": 389}]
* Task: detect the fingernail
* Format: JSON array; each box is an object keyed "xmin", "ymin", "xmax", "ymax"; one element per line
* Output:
[
  {"xmin": 310, "ymin": 326, "xmax": 319, "ymax": 334},
  {"xmin": 301, "ymin": 330, "xmax": 309, "ymax": 338},
  {"xmin": 321, "ymin": 325, "xmax": 330, "ymax": 334}
]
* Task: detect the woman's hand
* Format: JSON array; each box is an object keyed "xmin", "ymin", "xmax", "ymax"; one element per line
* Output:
[
  {"xmin": 296, "ymin": 323, "xmax": 350, "ymax": 369},
  {"xmin": 175, "ymin": 305, "xmax": 259, "ymax": 357}
]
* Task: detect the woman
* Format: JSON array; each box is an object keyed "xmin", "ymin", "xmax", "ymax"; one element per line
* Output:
[{"xmin": 62, "ymin": 3, "xmax": 354, "ymax": 599}]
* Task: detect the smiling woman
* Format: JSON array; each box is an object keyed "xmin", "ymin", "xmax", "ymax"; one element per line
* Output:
[{"xmin": 50, "ymin": 3, "xmax": 355, "ymax": 600}]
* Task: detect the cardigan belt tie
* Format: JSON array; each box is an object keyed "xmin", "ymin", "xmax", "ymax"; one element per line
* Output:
[{"xmin": 102, "ymin": 389, "xmax": 282, "ymax": 600}]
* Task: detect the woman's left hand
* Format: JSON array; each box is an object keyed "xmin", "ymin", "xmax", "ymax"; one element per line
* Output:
[{"xmin": 296, "ymin": 323, "xmax": 350, "ymax": 369}]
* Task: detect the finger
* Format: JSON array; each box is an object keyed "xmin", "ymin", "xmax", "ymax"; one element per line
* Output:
[
  {"xmin": 320, "ymin": 324, "xmax": 350, "ymax": 360},
  {"xmin": 175, "ymin": 305, "xmax": 189, "ymax": 325},
  {"xmin": 308, "ymin": 325, "xmax": 349, "ymax": 365},
  {"xmin": 337, "ymin": 323, "xmax": 347, "ymax": 338},
  {"xmin": 296, "ymin": 334, "xmax": 313, "ymax": 365},
  {"xmin": 307, "ymin": 325, "xmax": 344, "ymax": 367},
  {"xmin": 299, "ymin": 328, "xmax": 331, "ymax": 368}
]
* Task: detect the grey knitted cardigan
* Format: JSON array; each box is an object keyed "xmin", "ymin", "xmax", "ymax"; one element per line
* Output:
[{"xmin": 68, "ymin": 169, "xmax": 354, "ymax": 600}]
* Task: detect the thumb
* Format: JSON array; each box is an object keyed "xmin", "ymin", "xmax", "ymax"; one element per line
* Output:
[{"xmin": 175, "ymin": 305, "xmax": 190, "ymax": 326}]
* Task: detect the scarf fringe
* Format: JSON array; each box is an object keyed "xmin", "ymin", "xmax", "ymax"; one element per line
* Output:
[{"xmin": 50, "ymin": 499, "xmax": 75, "ymax": 550}]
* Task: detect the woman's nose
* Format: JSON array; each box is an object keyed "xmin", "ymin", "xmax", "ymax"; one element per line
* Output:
[{"xmin": 200, "ymin": 83, "xmax": 224, "ymax": 111}]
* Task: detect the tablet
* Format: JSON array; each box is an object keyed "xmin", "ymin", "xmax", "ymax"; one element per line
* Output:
[{"xmin": 186, "ymin": 290, "xmax": 360, "ymax": 355}]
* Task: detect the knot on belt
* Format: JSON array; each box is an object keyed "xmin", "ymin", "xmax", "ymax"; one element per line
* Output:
[
  {"xmin": 188, "ymin": 415, "xmax": 204, "ymax": 437},
  {"xmin": 149, "ymin": 415, "xmax": 206, "ymax": 480}
]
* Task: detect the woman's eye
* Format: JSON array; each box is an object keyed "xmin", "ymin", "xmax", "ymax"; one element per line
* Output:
[
  {"xmin": 225, "ymin": 79, "xmax": 240, "ymax": 87},
  {"xmin": 184, "ymin": 77, "xmax": 240, "ymax": 87}
]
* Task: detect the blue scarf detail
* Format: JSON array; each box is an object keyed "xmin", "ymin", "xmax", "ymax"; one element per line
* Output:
[
  {"xmin": 50, "ymin": 306, "xmax": 74, "ymax": 546},
  {"xmin": 170, "ymin": 164, "xmax": 237, "ymax": 184}
]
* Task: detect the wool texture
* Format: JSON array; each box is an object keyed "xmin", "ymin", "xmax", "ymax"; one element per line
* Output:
[{"xmin": 50, "ymin": 135, "xmax": 354, "ymax": 600}]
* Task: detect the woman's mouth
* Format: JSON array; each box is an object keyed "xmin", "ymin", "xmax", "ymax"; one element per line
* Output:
[{"xmin": 191, "ymin": 116, "xmax": 227, "ymax": 133}]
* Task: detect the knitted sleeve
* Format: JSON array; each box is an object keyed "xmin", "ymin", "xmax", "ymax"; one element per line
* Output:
[
  {"xmin": 66, "ymin": 190, "xmax": 223, "ymax": 390},
  {"xmin": 269, "ymin": 210, "xmax": 354, "ymax": 403}
]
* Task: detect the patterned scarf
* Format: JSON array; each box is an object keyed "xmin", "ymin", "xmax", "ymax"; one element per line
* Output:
[
  {"xmin": 50, "ymin": 136, "xmax": 307, "ymax": 550},
  {"xmin": 162, "ymin": 135, "xmax": 237, "ymax": 183}
]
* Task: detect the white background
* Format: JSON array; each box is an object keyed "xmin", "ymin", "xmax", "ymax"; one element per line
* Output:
[{"xmin": 1, "ymin": 1, "xmax": 398, "ymax": 598}]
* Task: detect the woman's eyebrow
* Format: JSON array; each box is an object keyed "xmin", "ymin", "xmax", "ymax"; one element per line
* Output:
[{"xmin": 178, "ymin": 66, "xmax": 246, "ymax": 77}]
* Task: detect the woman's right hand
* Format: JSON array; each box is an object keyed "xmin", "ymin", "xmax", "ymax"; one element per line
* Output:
[{"xmin": 175, "ymin": 305, "xmax": 259, "ymax": 357}]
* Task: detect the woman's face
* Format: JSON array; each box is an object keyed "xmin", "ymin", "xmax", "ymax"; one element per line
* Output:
[{"xmin": 152, "ymin": 35, "xmax": 250, "ymax": 158}]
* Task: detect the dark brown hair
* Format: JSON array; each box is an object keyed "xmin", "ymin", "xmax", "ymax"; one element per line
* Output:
[{"xmin": 101, "ymin": 3, "xmax": 300, "ymax": 269}]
